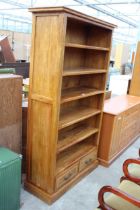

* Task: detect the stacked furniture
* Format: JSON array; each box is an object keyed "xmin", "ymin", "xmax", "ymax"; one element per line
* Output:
[
  {"xmin": 98, "ymin": 95, "xmax": 140, "ymax": 166},
  {"xmin": 0, "ymin": 74, "xmax": 22, "ymax": 153},
  {"xmin": 0, "ymin": 35, "xmax": 16, "ymax": 63},
  {"xmin": 25, "ymin": 7, "xmax": 115, "ymax": 203},
  {"xmin": 0, "ymin": 63, "xmax": 29, "ymax": 78}
]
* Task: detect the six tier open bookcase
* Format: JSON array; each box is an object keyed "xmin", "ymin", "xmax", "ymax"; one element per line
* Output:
[{"xmin": 25, "ymin": 7, "xmax": 116, "ymax": 204}]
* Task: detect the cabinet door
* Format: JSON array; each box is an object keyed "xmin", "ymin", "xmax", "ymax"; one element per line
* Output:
[
  {"xmin": 120, "ymin": 105, "xmax": 140, "ymax": 149},
  {"xmin": 109, "ymin": 114, "xmax": 123, "ymax": 159}
]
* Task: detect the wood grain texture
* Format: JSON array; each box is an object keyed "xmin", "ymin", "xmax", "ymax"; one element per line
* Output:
[
  {"xmin": 64, "ymin": 48, "xmax": 109, "ymax": 70},
  {"xmin": 79, "ymin": 149, "xmax": 97, "ymax": 171},
  {"xmin": 0, "ymin": 75, "xmax": 22, "ymax": 153},
  {"xmin": 57, "ymin": 141, "xmax": 97, "ymax": 173},
  {"xmin": 61, "ymin": 87, "xmax": 104, "ymax": 103},
  {"xmin": 25, "ymin": 160, "xmax": 98, "ymax": 204},
  {"xmin": 104, "ymin": 95, "xmax": 140, "ymax": 115},
  {"xmin": 98, "ymin": 113, "xmax": 115, "ymax": 162},
  {"xmin": 59, "ymin": 106, "xmax": 101, "ymax": 129},
  {"xmin": 26, "ymin": 6, "xmax": 114, "ymax": 204},
  {"xmin": 55, "ymin": 163, "xmax": 78, "ymax": 190},
  {"xmin": 58, "ymin": 125, "xmax": 98, "ymax": 153},
  {"xmin": 129, "ymin": 42, "xmax": 140, "ymax": 96},
  {"xmin": 65, "ymin": 43, "xmax": 109, "ymax": 51},
  {"xmin": 66, "ymin": 18, "xmax": 112, "ymax": 48},
  {"xmin": 22, "ymin": 102, "xmax": 28, "ymax": 173},
  {"xmin": 29, "ymin": 100, "xmax": 52, "ymax": 190},
  {"xmin": 63, "ymin": 68, "xmax": 106, "ymax": 76},
  {"xmin": 29, "ymin": 7, "xmax": 116, "ymax": 30},
  {"xmin": 26, "ymin": 14, "xmax": 66, "ymax": 193},
  {"xmin": 98, "ymin": 95, "xmax": 140, "ymax": 166}
]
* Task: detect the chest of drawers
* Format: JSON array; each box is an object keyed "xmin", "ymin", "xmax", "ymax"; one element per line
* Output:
[{"xmin": 98, "ymin": 95, "xmax": 140, "ymax": 166}]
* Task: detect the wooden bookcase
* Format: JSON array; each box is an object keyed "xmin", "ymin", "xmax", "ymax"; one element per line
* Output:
[{"xmin": 25, "ymin": 7, "xmax": 115, "ymax": 204}]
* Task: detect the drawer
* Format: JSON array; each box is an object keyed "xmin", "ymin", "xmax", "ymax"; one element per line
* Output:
[
  {"xmin": 123, "ymin": 111, "xmax": 139, "ymax": 128},
  {"xmin": 123, "ymin": 119, "xmax": 137, "ymax": 129},
  {"xmin": 56, "ymin": 163, "xmax": 78, "ymax": 190},
  {"xmin": 124, "ymin": 107, "xmax": 139, "ymax": 119},
  {"xmin": 79, "ymin": 150, "xmax": 97, "ymax": 172}
]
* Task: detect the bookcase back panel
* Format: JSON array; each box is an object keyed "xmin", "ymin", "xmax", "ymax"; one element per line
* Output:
[
  {"xmin": 64, "ymin": 48, "xmax": 85, "ymax": 69},
  {"xmin": 62, "ymin": 74, "xmax": 106, "ymax": 90},
  {"xmin": 28, "ymin": 100, "xmax": 52, "ymax": 191},
  {"xmin": 85, "ymin": 50, "xmax": 109, "ymax": 69},
  {"xmin": 87, "ymin": 27, "xmax": 112, "ymax": 48},
  {"xmin": 86, "ymin": 114, "xmax": 101, "ymax": 128},
  {"xmin": 80, "ymin": 74, "xmax": 106, "ymax": 90},
  {"xmin": 64, "ymin": 48, "xmax": 109, "ymax": 69},
  {"xmin": 58, "ymin": 115, "xmax": 100, "ymax": 151},
  {"xmin": 60, "ymin": 94, "xmax": 104, "ymax": 114},
  {"xmin": 66, "ymin": 19, "xmax": 87, "ymax": 45},
  {"xmin": 80, "ymin": 94, "xmax": 104, "ymax": 109},
  {"xmin": 58, "ymin": 118, "xmax": 98, "ymax": 140},
  {"xmin": 66, "ymin": 18, "xmax": 112, "ymax": 48}
]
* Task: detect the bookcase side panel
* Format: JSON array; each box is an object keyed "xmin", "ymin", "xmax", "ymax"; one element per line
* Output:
[{"xmin": 27, "ymin": 14, "xmax": 66, "ymax": 193}]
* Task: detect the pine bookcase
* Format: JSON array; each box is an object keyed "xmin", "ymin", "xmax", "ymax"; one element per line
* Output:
[{"xmin": 25, "ymin": 7, "xmax": 115, "ymax": 204}]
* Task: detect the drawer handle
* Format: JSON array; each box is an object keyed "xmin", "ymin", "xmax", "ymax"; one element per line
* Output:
[
  {"xmin": 64, "ymin": 173, "xmax": 72, "ymax": 181},
  {"xmin": 85, "ymin": 158, "xmax": 93, "ymax": 165}
]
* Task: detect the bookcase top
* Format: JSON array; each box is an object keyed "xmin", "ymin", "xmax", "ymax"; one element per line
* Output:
[{"xmin": 29, "ymin": 6, "xmax": 116, "ymax": 30}]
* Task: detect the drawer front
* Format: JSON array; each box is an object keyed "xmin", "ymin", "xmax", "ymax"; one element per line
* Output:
[
  {"xmin": 56, "ymin": 163, "xmax": 78, "ymax": 190},
  {"xmin": 124, "ymin": 104, "xmax": 139, "ymax": 115},
  {"xmin": 123, "ymin": 106, "xmax": 139, "ymax": 123},
  {"xmin": 124, "ymin": 110, "xmax": 138, "ymax": 123},
  {"xmin": 79, "ymin": 150, "xmax": 97, "ymax": 172},
  {"xmin": 120, "ymin": 121, "xmax": 139, "ymax": 150}
]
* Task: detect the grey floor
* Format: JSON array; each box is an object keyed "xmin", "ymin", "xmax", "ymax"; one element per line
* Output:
[{"xmin": 20, "ymin": 137, "xmax": 140, "ymax": 210}]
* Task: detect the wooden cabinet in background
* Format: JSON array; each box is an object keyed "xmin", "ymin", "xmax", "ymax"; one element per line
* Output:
[
  {"xmin": 0, "ymin": 74, "xmax": 22, "ymax": 153},
  {"xmin": 129, "ymin": 41, "xmax": 140, "ymax": 96},
  {"xmin": 98, "ymin": 95, "xmax": 140, "ymax": 166},
  {"xmin": 25, "ymin": 7, "xmax": 115, "ymax": 204}
]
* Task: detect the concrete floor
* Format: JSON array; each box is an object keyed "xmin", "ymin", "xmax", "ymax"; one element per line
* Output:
[{"xmin": 20, "ymin": 137, "xmax": 140, "ymax": 210}]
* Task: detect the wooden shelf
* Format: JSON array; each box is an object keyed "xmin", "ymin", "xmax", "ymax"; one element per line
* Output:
[
  {"xmin": 58, "ymin": 125, "xmax": 98, "ymax": 153},
  {"xmin": 57, "ymin": 142, "xmax": 97, "ymax": 173},
  {"xmin": 61, "ymin": 87, "xmax": 104, "ymax": 103},
  {"xmin": 63, "ymin": 68, "xmax": 107, "ymax": 76},
  {"xmin": 59, "ymin": 106, "xmax": 101, "ymax": 129},
  {"xmin": 65, "ymin": 43, "xmax": 109, "ymax": 51}
]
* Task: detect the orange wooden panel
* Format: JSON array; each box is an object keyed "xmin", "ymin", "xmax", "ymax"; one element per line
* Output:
[
  {"xmin": 28, "ymin": 100, "xmax": 52, "ymax": 191},
  {"xmin": 129, "ymin": 42, "xmax": 140, "ymax": 96},
  {"xmin": 31, "ymin": 15, "xmax": 65, "ymax": 98},
  {"xmin": 104, "ymin": 95, "xmax": 140, "ymax": 115}
]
